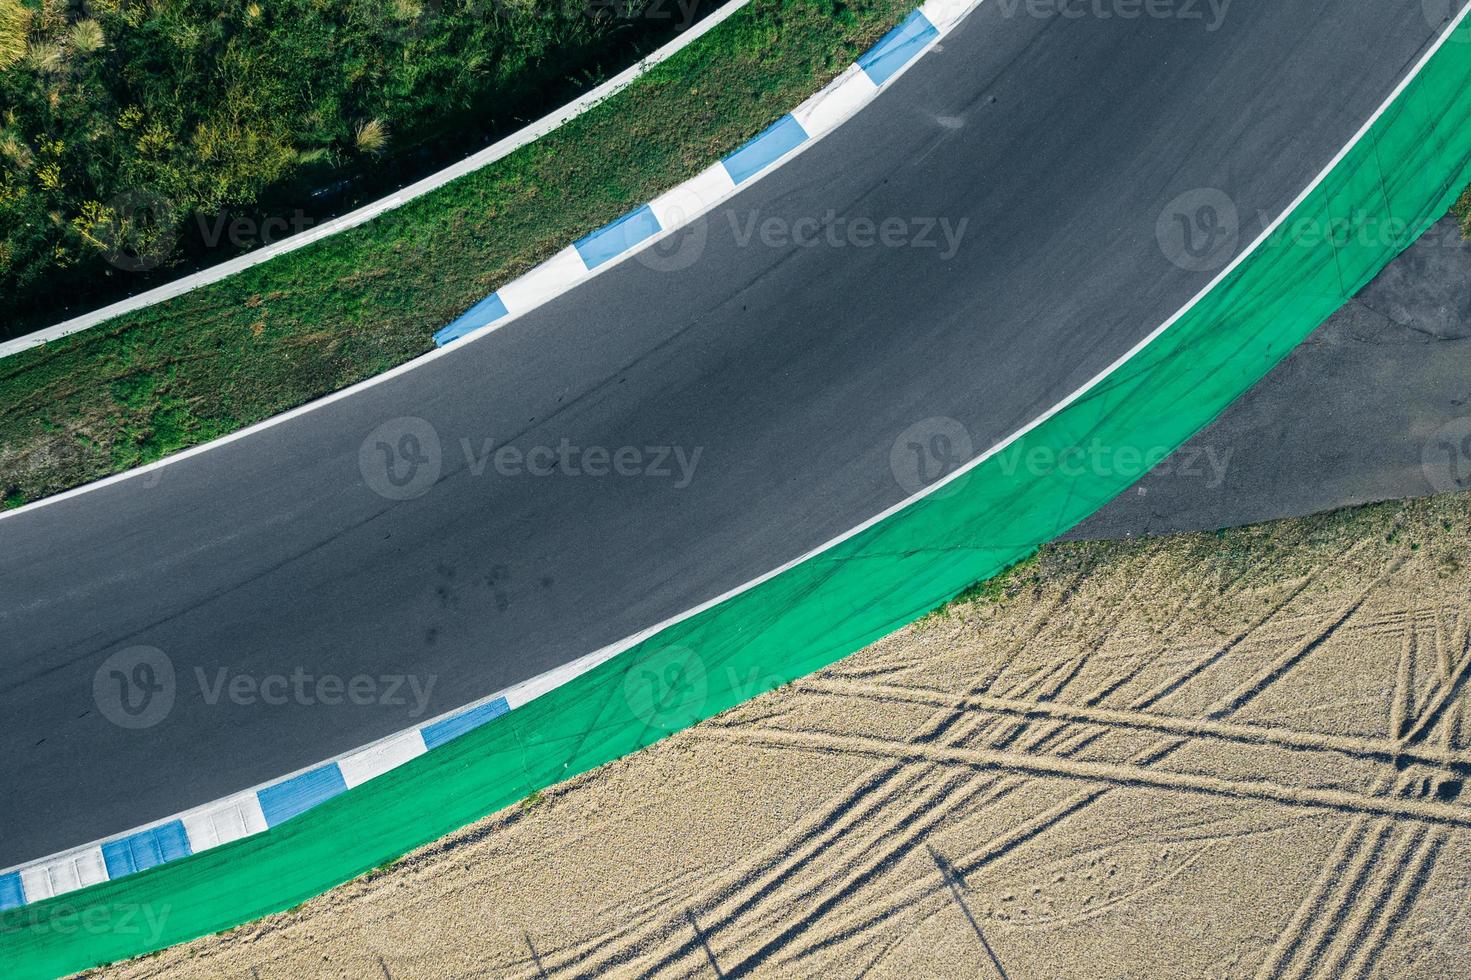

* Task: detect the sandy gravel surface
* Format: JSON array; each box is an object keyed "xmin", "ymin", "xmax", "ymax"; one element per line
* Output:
[{"xmin": 100, "ymin": 493, "xmax": 1471, "ymax": 979}]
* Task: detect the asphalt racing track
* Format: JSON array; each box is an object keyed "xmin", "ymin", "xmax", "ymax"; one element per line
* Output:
[{"xmin": 0, "ymin": 0, "xmax": 1457, "ymax": 866}]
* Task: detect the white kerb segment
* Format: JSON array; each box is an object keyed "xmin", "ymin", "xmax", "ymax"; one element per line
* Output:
[
  {"xmin": 648, "ymin": 164, "xmax": 739, "ymax": 230},
  {"xmin": 792, "ymin": 65, "xmax": 882, "ymax": 138},
  {"xmin": 497, "ymin": 246, "xmax": 593, "ymax": 315},
  {"xmin": 180, "ymin": 793, "xmax": 269, "ymax": 853},
  {"xmin": 19, "ymin": 847, "xmax": 108, "ymax": 901},
  {"xmin": 919, "ymin": 0, "xmax": 974, "ymax": 32},
  {"xmin": 337, "ymin": 731, "xmax": 429, "ymax": 789}
]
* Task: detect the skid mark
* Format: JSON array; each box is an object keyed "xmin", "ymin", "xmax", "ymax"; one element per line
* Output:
[
  {"xmin": 666, "ymin": 681, "xmax": 1121, "ymax": 975},
  {"xmin": 534, "ymin": 760, "xmax": 923, "ymax": 973},
  {"xmin": 803, "ymin": 679, "xmax": 1471, "ymax": 776},
  {"xmin": 545, "ymin": 761, "xmax": 942, "ymax": 976},
  {"xmin": 1254, "ymin": 803, "xmax": 1385, "ymax": 978},
  {"xmin": 533, "ymin": 638, "xmax": 1090, "ymax": 976},
  {"xmin": 620, "ymin": 635, "xmax": 1146, "ymax": 976},
  {"xmin": 1211, "ymin": 560, "xmax": 1405, "ymax": 720},
  {"xmin": 1402, "ymin": 624, "xmax": 1471, "ymax": 747},
  {"xmin": 1343, "ymin": 831, "xmax": 1446, "ymax": 980},
  {"xmin": 1129, "ymin": 573, "xmax": 1319, "ymax": 710},
  {"xmin": 1257, "ymin": 630, "xmax": 1471, "ymax": 980},
  {"xmin": 1431, "ymin": 607, "xmax": 1469, "ymax": 688},
  {"xmin": 1336, "ymin": 719, "xmax": 1464, "ymax": 979},
  {"xmin": 1394, "ymin": 619, "xmax": 1416, "ymax": 740},
  {"xmin": 770, "ymin": 576, "xmax": 1401, "ymax": 972},
  {"xmin": 1316, "ymin": 824, "xmax": 1429, "ymax": 979},
  {"xmin": 781, "ymin": 780, "xmax": 1333, "ymax": 977},
  {"xmin": 624, "ymin": 765, "xmax": 1011, "ymax": 978},
  {"xmin": 665, "ymin": 775, "xmax": 1001, "ymax": 978},
  {"xmin": 765, "ymin": 784, "xmax": 1115, "ymax": 974},
  {"xmin": 529, "ymin": 543, "xmax": 1461, "ymax": 979},
  {"xmin": 1282, "ymin": 814, "xmax": 1404, "ymax": 980},
  {"xmin": 797, "ymin": 566, "xmax": 1457, "ymax": 975},
  {"xmin": 706, "ymin": 727, "xmax": 1471, "ymax": 827},
  {"xmin": 764, "ymin": 565, "xmax": 1453, "ymax": 971}
]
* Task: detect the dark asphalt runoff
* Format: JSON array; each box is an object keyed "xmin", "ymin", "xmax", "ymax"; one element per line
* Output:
[{"xmin": 0, "ymin": 1, "xmax": 1456, "ymax": 865}]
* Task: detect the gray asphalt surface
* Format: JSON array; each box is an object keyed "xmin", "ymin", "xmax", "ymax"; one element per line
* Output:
[
  {"xmin": 1075, "ymin": 213, "xmax": 1471, "ymax": 538},
  {"xmin": 0, "ymin": 1, "xmax": 1454, "ymax": 866}
]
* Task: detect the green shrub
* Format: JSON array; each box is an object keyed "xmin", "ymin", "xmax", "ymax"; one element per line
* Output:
[
  {"xmin": 0, "ymin": 0, "xmax": 30, "ymax": 69},
  {"xmin": 0, "ymin": 0, "xmax": 675, "ymax": 335}
]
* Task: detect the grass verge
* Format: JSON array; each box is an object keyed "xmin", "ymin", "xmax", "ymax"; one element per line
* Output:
[
  {"xmin": 0, "ymin": 0, "xmax": 689, "ymax": 335},
  {"xmin": 0, "ymin": 0, "xmax": 917, "ymax": 508}
]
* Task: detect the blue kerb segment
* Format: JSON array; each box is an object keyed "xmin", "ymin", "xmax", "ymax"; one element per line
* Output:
[
  {"xmin": 721, "ymin": 114, "xmax": 809, "ymax": 185},
  {"xmin": 857, "ymin": 10, "xmax": 938, "ymax": 87},
  {"xmin": 421, "ymin": 696, "xmax": 511, "ymax": 750},
  {"xmin": 258, "ymin": 763, "xmax": 349, "ymax": 827},
  {"xmin": 0, "ymin": 872, "xmax": 23, "ymax": 911},
  {"xmin": 574, "ymin": 204, "xmax": 662, "ymax": 270},
  {"xmin": 434, "ymin": 292, "xmax": 509, "ymax": 347},
  {"xmin": 100, "ymin": 821, "xmax": 192, "ymax": 879}
]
